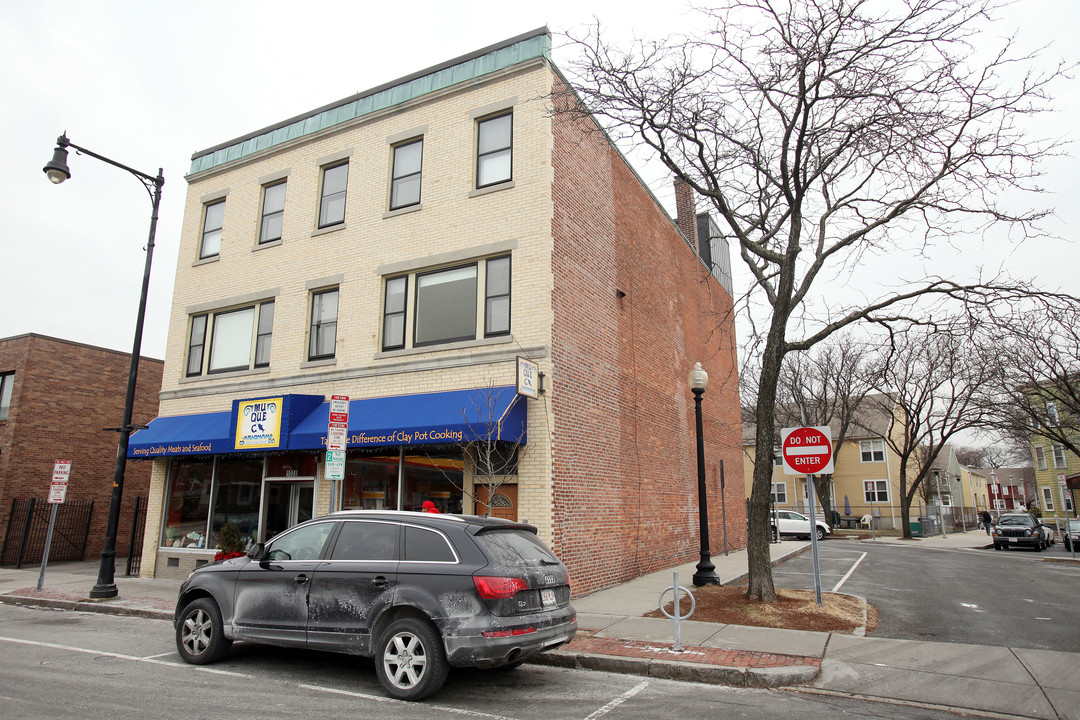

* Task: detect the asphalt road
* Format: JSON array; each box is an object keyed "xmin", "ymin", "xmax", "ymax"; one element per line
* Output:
[
  {"xmin": 773, "ymin": 537, "xmax": 1080, "ymax": 651},
  {"xmin": 0, "ymin": 604, "xmax": 967, "ymax": 720}
]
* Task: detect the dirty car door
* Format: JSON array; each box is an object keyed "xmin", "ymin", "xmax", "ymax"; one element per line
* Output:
[
  {"xmin": 306, "ymin": 519, "xmax": 399, "ymax": 654},
  {"xmin": 232, "ymin": 519, "xmax": 335, "ymax": 645}
]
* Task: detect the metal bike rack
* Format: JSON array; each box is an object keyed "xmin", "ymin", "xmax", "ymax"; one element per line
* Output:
[{"xmin": 658, "ymin": 571, "xmax": 695, "ymax": 652}]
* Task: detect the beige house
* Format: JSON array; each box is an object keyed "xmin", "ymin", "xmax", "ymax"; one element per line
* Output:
[
  {"xmin": 743, "ymin": 395, "xmax": 910, "ymax": 530},
  {"xmin": 126, "ymin": 29, "xmax": 744, "ymax": 596}
]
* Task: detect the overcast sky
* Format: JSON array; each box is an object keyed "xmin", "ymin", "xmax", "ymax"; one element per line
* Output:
[{"xmin": 1, "ymin": 1, "xmax": 1075, "ymax": 361}]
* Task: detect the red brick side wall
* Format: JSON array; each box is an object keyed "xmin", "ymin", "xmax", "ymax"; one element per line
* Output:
[
  {"xmin": 550, "ymin": 75, "xmax": 745, "ymax": 596},
  {"xmin": 0, "ymin": 334, "xmax": 163, "ymax": 561}
]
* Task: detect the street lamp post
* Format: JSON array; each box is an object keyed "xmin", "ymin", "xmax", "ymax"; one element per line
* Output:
[
  {"xmin": 43, "ymin": 134, "xmax": 164, "ymax": 599},
  {"xmin": 688, "ymin": 362, "xmax": 719, "ymax": 587}
]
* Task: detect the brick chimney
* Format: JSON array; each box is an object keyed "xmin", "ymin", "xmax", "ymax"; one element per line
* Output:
[{"xmin": 674, "ymin": 177, "xmax": 698, "ymax": 252}]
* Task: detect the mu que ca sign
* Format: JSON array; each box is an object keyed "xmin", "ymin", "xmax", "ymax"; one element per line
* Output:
[{"xmin": 781, "ymin": 426, "xmax": 834, "ymax": 476}]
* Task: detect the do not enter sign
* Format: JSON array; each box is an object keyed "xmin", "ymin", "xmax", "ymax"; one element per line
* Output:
[{"xmin": 781, "ymin": 426, "xmax": 834, "ymax": 476}]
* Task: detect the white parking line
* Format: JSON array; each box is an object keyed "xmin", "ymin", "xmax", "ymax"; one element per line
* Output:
[
  {"xmin": 584, "ymin": 680, "xmax": 650, "ymax": 719},
  {"xmin": 831, "ymin": 552, "xmax": 867, "ymax": 592}
]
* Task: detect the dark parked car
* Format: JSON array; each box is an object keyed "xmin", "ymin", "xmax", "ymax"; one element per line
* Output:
[
  {"xmin": 1063, "ymin": 518, "xmax": 1080, "ymax": 552},
  {"xmin": 174, "ymin": 511, "xmax": 576, "ymax": 701},
  {"xmin": 992, "ymin": 512, "xmax": 1049, "ymax": 551}
]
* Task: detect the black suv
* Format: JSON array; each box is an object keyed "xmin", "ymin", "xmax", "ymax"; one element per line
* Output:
[
  {"xmin": 174, "ymin": 511, "xmax": 576, "ymax": 700},
  {"xmin": 992, "ymin": 512, "xmax": 1049, "ymax": 551}
]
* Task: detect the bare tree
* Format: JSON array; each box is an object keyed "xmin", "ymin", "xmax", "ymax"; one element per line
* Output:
[
  {"xmin": 985, "ymin": 304, "xmax": 1080, "ymax": 460},
  {"xmin": 559, "ymin": 0, "xmax": 1068, "ymax": 599},
  {"xmin": 863, "ymin": 327, "xmax": 997, "ymax": 538},
  {"xmin": 427, "ymin": 383, "xmax": 528, "ymax": 516},
  {"xmin": 744, "ymin": 337, "xmax": 872, "ymax": 518}
]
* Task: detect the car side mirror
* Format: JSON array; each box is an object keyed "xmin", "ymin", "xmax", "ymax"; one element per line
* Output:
[{"xmin": 247, "ymin": 542, "xmax": 264, "ymax": 560}]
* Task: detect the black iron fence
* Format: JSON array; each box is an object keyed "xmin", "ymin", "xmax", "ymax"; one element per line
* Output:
[
  {"xmin": 125, "ymin": 496, "xmax": 147, "ymax": 576},
  {"xmin": 1, "ymin": 498, "xmax": 95, "ymax": 568}
]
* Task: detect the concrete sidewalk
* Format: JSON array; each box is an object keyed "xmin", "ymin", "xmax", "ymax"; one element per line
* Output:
[{"xmin": 2, "ymin": 532, "xmax": 1078, "ymax": 719}]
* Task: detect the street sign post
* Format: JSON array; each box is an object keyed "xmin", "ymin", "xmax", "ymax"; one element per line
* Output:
[
  {"xmin": 780, "ymin": 426, "xmax": 834, "ymax": 476},
  {"xmin": 780, "ymin": 427, "xmax": 834, "ymax": 606},
  {"xmin": 327, "ymin": 396, "xmax": 349, "ymax": 508},
  {"xmin": 39, "ymin": 460, "xmax": 72, "ymax": 590}
]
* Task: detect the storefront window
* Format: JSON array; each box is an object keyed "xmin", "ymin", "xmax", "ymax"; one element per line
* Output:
[
  {"xmin": 403, "ymin": 452, "xmax": 463, "ymax": 513},
  {"xmin": 162, "ymin": 457, "xmax": 214, "ymax": 548},
  {"xmin": 209, "ymin": 456, "xmax": 263, "ymax": 548},
  {"xmin": 341, "ymin": 449, "xmax": 464, "ymax": 513},
  {"xmin": 343, "ymin": 454, "xmax": 400, "ymax": 510}
]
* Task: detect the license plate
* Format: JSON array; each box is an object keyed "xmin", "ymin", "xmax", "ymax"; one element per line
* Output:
[
  {"xmin": 541, "ymin": 588, "xmax": 556, "ymax": 607},
  {"xmin": 1009, "ymin": 537, "xmax": 1017, "ymax": 542}
]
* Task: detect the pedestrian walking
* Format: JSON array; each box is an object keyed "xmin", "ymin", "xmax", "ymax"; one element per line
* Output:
[
  {"xmin": 981, "ymin": 509, "xmax": 992, "ymax": 536},
  {"xmin": 422, "ymin": 500, "xmax": 441, "ymax": 514}
]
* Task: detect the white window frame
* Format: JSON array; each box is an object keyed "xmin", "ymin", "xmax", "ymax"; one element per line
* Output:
[
  {"xmin": 0, "ymin": 371, "xmax": 13, "ymax": 421},
  {"xmin": 1052, "ymin": 444, "xmax": 1067, "ymax": 469},
  {"xmin": 770, "ymin": 482, "xmax": 787, "ymax": 504},
  {"xmin": 864, "ymin": 479, "xmax": 889, "ymax": 503},
  {"xmin": 1042, "ymin": 486, "xmax": 1055, "ymax": 511},
  {"xmin": 1047, "ymin": 401, "xmax": 1059, "ymax": 426},
  {"xmin": 860, "ymin": 439, "xmax": 885, "ymax": 463},
  {"xmin": 1035, "ymin": 446, "xmax": 1048, "ymax": 471}
]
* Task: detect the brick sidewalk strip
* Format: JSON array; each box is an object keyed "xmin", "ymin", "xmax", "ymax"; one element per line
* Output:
[{"xmin": 569, "ymin": 630, "xmax": 821, "ymax": 670}]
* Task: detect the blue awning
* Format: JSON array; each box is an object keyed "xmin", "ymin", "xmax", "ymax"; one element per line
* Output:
[
  {"xmin": 288, "ymin": 386, "xmax": 527, "ymax": 450},
  {"xmin": 128, "ymin": 411, "xmax": 233, "ymax": 458},
  {"xmin": 128, "ymin": 386, "xmax": 528, "ymax": 458}
]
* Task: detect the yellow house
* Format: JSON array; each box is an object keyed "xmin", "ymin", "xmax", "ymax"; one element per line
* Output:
[{"xmin": 743, "ymin": 395, "xmax": 910, "ymax": 531}]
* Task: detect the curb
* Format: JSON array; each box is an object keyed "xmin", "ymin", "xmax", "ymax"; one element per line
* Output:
[
  {"xmin": 0, "ymin": 593, "xmax": 173, "ymax": 621},
  {"xmin": 531, "ymin": 647, "xmax": 820, "ymax": 688}
]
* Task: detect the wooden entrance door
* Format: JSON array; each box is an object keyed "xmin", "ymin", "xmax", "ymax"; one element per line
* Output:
[{"xmin": 475, "ymin": 484, "xmax": 517, "ymax": 522}]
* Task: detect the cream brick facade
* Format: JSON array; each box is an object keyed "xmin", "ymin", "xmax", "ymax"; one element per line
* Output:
[{"xmin": 135, "ymin": 29, "xmax": 744, "ymax": 595}]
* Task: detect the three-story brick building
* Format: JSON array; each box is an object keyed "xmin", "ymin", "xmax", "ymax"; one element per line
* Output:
[{"xmin": 130, "ymin": 28, "xmax": 743, "ymax": 595}]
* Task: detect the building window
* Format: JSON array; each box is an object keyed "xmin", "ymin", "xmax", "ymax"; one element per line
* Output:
[
  {"xmin": 1042, "ymin": 486, "xmax": 1055, "ymax": 511},
  {"xmin": 390, "ymin": 139, "xmax": 422, "ymax": 210},
  {"xmin": 772, "ymin": 447, "xmax": 783, "ymax": 466},
  {"xmin": 416, "ymin": 265, "xmax": 477, "ymax": 345},
  {"xmin": 187, "ymin": 300, "xmax": 275, "ymax": 376},
  {"xmin": 309, "ymin": 289, "xmax": 339, "ymax": 360},
  {"xmin": 484, "ymin": 256, "xmax": 511, "ymax": 337},
  {"xmin": 864, "ymin": 480, "xmax": 888, "ymax": 503},
  {"xmin": 200, "ymin": 200, "xmax": 225, "ymax": 259},
  {"xmin": 994, "ymin": 499, "xmax": 1006, "ymax": 510},
  {"xmin": 259, "ymin": 181, "xmax": 286, "ymax": 243},
  {"xmin": 860, "ymin": 439, "xmax": 885, "ymax": 463},
  {"xmin": 0, "ymin": 371, "xmax": 13, "ymax": 421},
  {"xmin": 1035, "ymin": 446, "xmax": 1047, "ymax": 471},
  {"xmin": 382, "ymin": 277, "xmax": 407, "ymax": 351},
  {"xmin": 186, "ymin": 315, "xmax": 207, "ymax": 377},
  {"xmin": 383, "ymin": 255, "xmax": 511, "ymax": 351},
  {"xmin": 770, "ymin": 482, "xmax": 787, "ymax": 504},
  {"xmin": 318, "ymin": 162, "xmax": 349, "ymax": 228},
  {"xmin": 476, "ymin": 112, "xmax": 512, "ymax": 188},
  {"xmin": 1053, "ymin": 444, "xmax": 1067, "ymax": 469},
  {"xmin": 1047, "ymin": 402, "xmax": 1059, "ymax": 426}
]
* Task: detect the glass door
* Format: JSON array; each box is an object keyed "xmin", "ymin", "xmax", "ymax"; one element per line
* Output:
[{"xmin": 262, "ymin": 481, "xmax": 315, "ymax": 542}]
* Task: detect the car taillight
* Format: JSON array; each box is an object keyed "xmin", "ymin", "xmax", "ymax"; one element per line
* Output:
[
  {"xmin": 473, "ymin": 575, "xmax": 528, "ymax": 599},
  {"xmin": 482, "ymin": 627, "xmax": 537, "ymax": 637}
]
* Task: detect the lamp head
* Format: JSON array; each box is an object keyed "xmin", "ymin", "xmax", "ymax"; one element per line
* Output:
[
  {"xmin": 44, "ymin": 143, "xmax": 71, "ymax": 184},
  {"xmin": 688, "ymin": 361, "xmax": 708, "ymax": 391}
]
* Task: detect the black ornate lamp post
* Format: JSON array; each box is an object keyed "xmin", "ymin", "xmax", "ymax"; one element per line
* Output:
[
  {"xmin": 689, "ymin": 362, "xmax": 719, "ymax": 586},
  {"xmin": 43, "ymin": 134, "xmax": 164, "ymax": 599}
]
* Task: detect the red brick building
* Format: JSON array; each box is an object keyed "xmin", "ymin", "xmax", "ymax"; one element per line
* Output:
[
  {"xmin": 133, "ymin": 28, "xmax": 744, "ymax": 594},
  {"xmin": 0, "ymin": 333, "xmax": 162, "ymax": 563}
]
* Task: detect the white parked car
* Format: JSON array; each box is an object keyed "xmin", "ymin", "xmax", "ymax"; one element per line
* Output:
[{"xmin": 771, "ymin": 510, "xmax": 831, "ymax": 541}]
